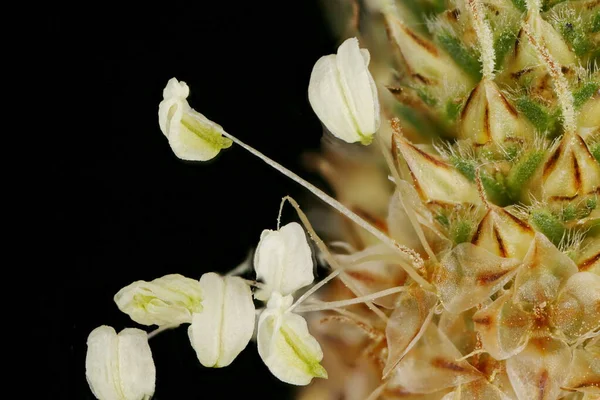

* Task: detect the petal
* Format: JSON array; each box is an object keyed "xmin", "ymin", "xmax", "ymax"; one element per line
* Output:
[
  {"xmin": 117, "ymin": 329, "xmax": 156, "ymax": 400},
  {"xmin": 257, "ymin": 294, "xmax": 327, "ymax": 385},
  {"xmin": 435, "ymin": 243, "xmax": 522, "ymax": 313},
  {"xmin": 550, "ymin": 272, "xmax": 600, "ymax": 341},
  {"xmin": 114, "ymin": 274, "xmax": 203, "ymax": 327},
  {"xmin": 514, "ymin": 233, "xmax": 578, "ymax": 306},
  {"xmin": 85, "ymin": 326, "xmax": 156, "ymax": 400},
  {"xmin": 308, "ymin": 55, "xmax": 361, "ymax": 143},
  {"xmin": 473, "ymin": 293, "xmax": 533, "ymax": 360},
  {"xmin": 506, "ymin": 336, "xmax": 571, "ymax": 400},
  {"xmin": 188, "ymin": 273, "xmax": 255, "ymax": 368},
  {"xmin": 383, "ymin": 287, "xmax": 438, "ymax": 377},
  {"xmin": 253, "ymin": 222, "xmax": 314, "ymax": 301},
  {"xmin": 336, "ymin": 38, "xmax": 380, "ymax": 138},
  {"xmin": 387, "ymin": 324, "xmax": 483, "ymax": 394}
]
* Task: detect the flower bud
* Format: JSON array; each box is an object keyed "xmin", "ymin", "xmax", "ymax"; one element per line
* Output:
[
  {"xmin": 253, "ymin": 222, "xmax": 314, "ymax": 301},
  {"xmin": 188, "ymin": 272, "xmax": 255, "ymax": 368},
  {"xmin": 308, "ymin": 37, "xmax": 380, "ymax": 145},
  {"xmin": 114, "ymin": 274, "xmax": 203, "ymax": 327},
  {"xmin": 257, "ymin": 293, "xmax": 327, "ymax": 385},
  {"xmin": 158, "ymin": 78, "xmax": 232, "ymax": 161},
  {"xmin": 86, "ymin": 326, "xmax": 155, "ymax": 400}
]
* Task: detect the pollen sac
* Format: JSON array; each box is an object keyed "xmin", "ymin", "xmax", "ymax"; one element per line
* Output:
[
  {"xmin": 253, "ymin": 222, "xmax": 314, "ymax": 301},
  {"xmin": 257, "ymin": 293, "xmax": 328, "ymax": 386},
  {"xmin": 473, "ymin": 293, "xmax": 533, "ymax": 360},
  {"xmin": 550, "ymin": 272, "xmax": 600, "ymax": 341},
  {"xmin": 459, "ymin": 79, "xmax": 532, "ymax": 145},
  {"xmin": 534, "ymin": 133, "xmax": 600, "ymax": 202},
  {"xmin": 434, "ymin": 243, "xmax": 522, "ymax": 313},
  {"xmin": 308, "ymin": 37, "xmax": 380, "ymax": 145},
  {"xmin": 393, "ymin": 134, "xmax": 481, "ymax": 206},
  {"xmin": 513, "ymin": 233, "xmax": 578, "ymax": 306},
  {"xmin": 383, "ymin": 286, "xmax": 438, "ymax": 377},
  {"xmin": 386, "ymin": 325, "xmax": 482, "ymax": 394},
  {"xmin": 188, "ymin": 272, "xmax": 255, "ymax": 368},
  {"xmin": 158, "ymin": 78, "xmax": 232, "ymax": 161},
  {"xmin": 471, "ymin": 207, "xmax": 535, "ymax": 260},
  {"xmin": 562, "ymin": 337, "xmax": 600, "ymax": 395},
  {"xmin": 86, "ymin": 326, "xmax": 156, "ymax": 400},
  {"xmin": 505, "ymin": 335, "xmax": 571, "ymax": 400},
  {"xmin": 114, "ymin": 274, "xmax": 203, "ymax": 327}
]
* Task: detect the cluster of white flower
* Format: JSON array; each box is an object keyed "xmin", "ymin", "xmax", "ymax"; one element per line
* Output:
[{"xmin": 86, "ymin": 37, "xmax": 382, "ymax": 399}]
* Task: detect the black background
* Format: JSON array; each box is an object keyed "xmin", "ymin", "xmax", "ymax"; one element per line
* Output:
[{"xmin": 46, "ymin": 2, "xmax": 336, "ymax": 398}]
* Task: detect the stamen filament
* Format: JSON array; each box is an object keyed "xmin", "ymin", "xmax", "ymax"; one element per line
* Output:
[
  {"xmin": 294, "ymin": 286, "xmax": 408, "ymax": 313},
  {"xmin": 208, "ymin": 121, "xmax": 432, "ymax": 289}
]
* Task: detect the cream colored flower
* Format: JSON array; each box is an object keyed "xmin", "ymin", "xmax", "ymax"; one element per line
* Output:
[
  {"xmin": 158, "ymin": 78, "xmax": 232, "ymax": 161},
  {"xmin": 114, "ymin": 274, "xmax": 203, "ymax": 327},
  {"xmin": 308, "ymin": 37, "xmax": 380, "ymax": 145},
  {"xmin": 257, "ymin": 293, "xmax": 327, "ymax": 385},
  {"xmin": 86, "ymin": 326, "xmax": 155, "ymax": 400},
  {"xmin": 253, "ymin": 222, "xmax": 314, "ymax": 301},
  {"xmin": 188, "ymin": 272, "xmax": 255, "ymax": 368}
]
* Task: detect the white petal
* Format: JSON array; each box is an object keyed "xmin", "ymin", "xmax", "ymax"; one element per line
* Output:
[
  {"xmin": 336, "ymin": 38, "xmax": 380, "ymax": 137},
  {"xmin": 85, "ymin": 326, "xmax": 156, "ymax": 400},
  {"xmin": 157, "ymin": 78, "xmax": 232, "ymax": 161},
  {"xmin": 188, "ymin": 273, "xmax": 255, "ymax": 368},
  {"xmin": 308, "ymin": 55, "xmax": 361, "ymax": 143},
  {"xmin": 114, "ymin": 274, "xmax": 203, "ymax": 327},
  {"xmin": 253, "ymin": 222, "xmax": 314, "ymax": 301},
  {"xmin": 257, "ymin": 294, "xmax": 327, "ymax": 385}
]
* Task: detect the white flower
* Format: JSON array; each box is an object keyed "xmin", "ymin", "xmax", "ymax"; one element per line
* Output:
[
  {"xmin": 158, "ymin": 78, "xmax": 232, "ymax": 161},
  {"xmin": 257, "ymin": 293, "xmax": 327, "ymax": 385},
  {"xmin": 114, "ymin": 274, "xmax": 203, "ymax": 327},
  {"xmin": 188, "ymin": 272, "xmax": 255, "ymax": 368},
  {"xmin": 308, "ymin": 37, "xmax": 380, "ymax": 145},
  {"xmin": 253, "ymin": 222, "xmax": 314, "ymax": 301},
  {"xmin": 86, "ymin": 326, "xmax": 155, "ymax": 400}
]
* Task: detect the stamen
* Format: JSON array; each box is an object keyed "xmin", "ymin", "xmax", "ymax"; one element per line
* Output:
[{"xmin": 208, "ymin": 120, "xmax": 432, "ymax": 289}]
